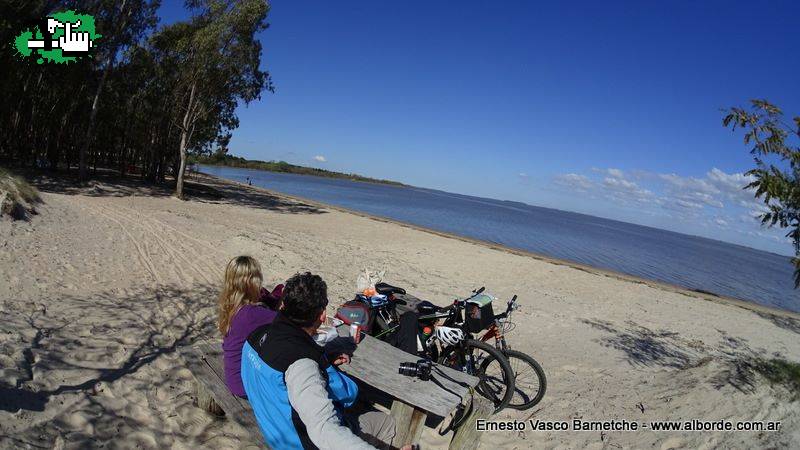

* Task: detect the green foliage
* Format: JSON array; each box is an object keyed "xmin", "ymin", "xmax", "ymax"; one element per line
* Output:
[
  {"xmin": 0, "ymin": 166, "xmax": 41, "ymax": 220},
  {"xmin": 754, "ymin": 358, "xmax": 800, "ymax": 400},
  {"xmin": 0, "ymin": 1, "xmax": 272, "ymax": 195},
  {"xmin": 0, "ymin": 167, "xmax": 40, "ymax": 204},
  {"xmin": 190, "ymin": 153, "xmax": 405, "ymax": 186},
  {"xmin": 723, "ymin": 100, "xmax": 800, "ymax": 286},
  {"xmin": 151, "ymin": 0, "xmax": 272, "ymax": 198}
]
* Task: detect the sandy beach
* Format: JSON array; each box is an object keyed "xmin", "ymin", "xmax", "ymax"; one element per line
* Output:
[{"xmin": 1, "ymin": 173, "xmax": 799, "ymax": 449}]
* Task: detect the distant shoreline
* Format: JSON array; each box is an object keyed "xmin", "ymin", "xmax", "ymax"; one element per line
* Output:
[
  {"xmin": 197, "ymin": 171, "xmax": 800, "ymax": 320},
  {"xmin": 191, "ymin": 155, "xmax": 406, "ymax": 187},
  {"xmin": 199, "ymin": 162, "xmax": 791, "ymax": 260}
]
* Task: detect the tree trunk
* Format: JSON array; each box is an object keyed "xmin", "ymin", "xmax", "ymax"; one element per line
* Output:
[
  {"xmin": 175, "ymin": 82, "xmax": 197, "ymax": 199},
  {"xmin": 78, "ymin": 0, "xmax": 131, "ymax": 181},
  {"xmin": 80, "ymin": 62, "xmax": 111, "ymax": 181},
  {"xmin": 176, "ymin": 128, "xmax": 189, "ymax": 199}
]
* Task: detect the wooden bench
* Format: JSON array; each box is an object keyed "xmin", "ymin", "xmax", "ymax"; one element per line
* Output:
[{"xmin": 180, "ymin": 330, "xmax": 490, "ymax": 449}]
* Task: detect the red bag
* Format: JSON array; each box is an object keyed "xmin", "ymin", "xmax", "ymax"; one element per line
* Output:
[{"xmin": 335, "ymin": 300, "xmax": 374, "ymax": 333}]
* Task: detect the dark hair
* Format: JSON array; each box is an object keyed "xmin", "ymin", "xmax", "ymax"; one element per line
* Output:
[{"xmin": 281, "ymin": 272, "xmax": 328, "ymax": 327}]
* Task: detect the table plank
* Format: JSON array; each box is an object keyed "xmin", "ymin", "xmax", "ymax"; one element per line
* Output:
[
  {"xmin": 335, "ymin": 326, "xmax": 479, "ymax": 418},
  {"xmin": 182, "ymin": 327, "xmax": 480, "ymax": 427}
]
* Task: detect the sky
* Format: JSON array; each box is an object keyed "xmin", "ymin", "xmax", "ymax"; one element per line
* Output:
[{"xmin": 158, "ymin": 1, "xmax": 799, "ymax": 255}]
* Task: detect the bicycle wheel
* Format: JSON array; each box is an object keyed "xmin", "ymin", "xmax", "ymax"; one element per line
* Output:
[
  {"xmin": 438, "ymin": 339, "xmax": 515, "ymax": 412},
  {"xmin": 504, "ymin": 349, "xmax": 546, "ymax": 410}
]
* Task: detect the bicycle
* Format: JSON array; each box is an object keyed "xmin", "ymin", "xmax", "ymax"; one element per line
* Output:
[
  {"xmin": 366, "ymin": 285, "xmax": 516, "ymax": 414},
  {"xmin": 479, "ymin": 295, "xmax": 547, "ymax": 410},
  {"xmin": 413, "ymin": 288, "xmax": 516, "ymax": 413}
]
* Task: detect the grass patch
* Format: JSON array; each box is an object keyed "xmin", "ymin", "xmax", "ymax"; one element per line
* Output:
[
  {"xmin": 755, "ymin": 358, "xmax": 800, "ymax": 400},
  {"xmin": 0, "ymin": 166, "xmax": 41, "ymax": 220}
]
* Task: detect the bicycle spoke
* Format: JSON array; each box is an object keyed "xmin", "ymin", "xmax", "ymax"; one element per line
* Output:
[{"xmin": 503, "ymin": 350, "xmax": 546, "ymax": 409}]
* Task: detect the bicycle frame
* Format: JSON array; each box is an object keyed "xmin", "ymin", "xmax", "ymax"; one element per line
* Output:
[
  {"xmin": 371, "ymin": 287, "xmax": 491, "ymax": 358},
  {"xmin": 480, "ymin": 295, "xmax": 518, "ymax": 352}
]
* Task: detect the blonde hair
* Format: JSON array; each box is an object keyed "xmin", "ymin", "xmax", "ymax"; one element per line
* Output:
[{"xmin": 218, "ymin": 256, "xmax": 263, "ymax": 335}]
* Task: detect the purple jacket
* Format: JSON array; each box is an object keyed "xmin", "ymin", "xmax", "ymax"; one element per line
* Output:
[{"xmin": 223, "ymin": 303, "xmax": 277, "ymax": 397}]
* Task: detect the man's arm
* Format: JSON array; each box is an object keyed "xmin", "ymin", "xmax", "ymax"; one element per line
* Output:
[{"xmin": 285, "ymin": 358, "xmax": 376, "ymax": 450}]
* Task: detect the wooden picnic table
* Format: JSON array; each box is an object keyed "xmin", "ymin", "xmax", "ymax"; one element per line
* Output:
[{"xmin": 180, "ymin": 328, "xmax": 489, "ymax": 449}]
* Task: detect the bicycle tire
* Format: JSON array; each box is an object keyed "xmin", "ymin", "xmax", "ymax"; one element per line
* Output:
[
  {"xmin": 503, "ymin": 349, "xmax": 546, "ymax": 410},
  {"xmin": 438, "ymin": 339, "xmax": 515, "ymax": 413}
]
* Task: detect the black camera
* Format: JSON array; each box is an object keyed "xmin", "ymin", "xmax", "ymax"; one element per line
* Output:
[{"xmin": 398, "ymin": 359, "xmax": 433, "ymax": 381}]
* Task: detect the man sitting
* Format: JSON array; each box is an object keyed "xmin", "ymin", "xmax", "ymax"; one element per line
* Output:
[{"xmin": 241, "ymin": 272, "xmax": 408, "ymax": 449}]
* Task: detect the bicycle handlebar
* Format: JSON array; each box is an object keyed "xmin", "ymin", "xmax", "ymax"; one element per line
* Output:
[{"xmin": 506, "ymin": 295, "xmax": 518, "ymax": 314}]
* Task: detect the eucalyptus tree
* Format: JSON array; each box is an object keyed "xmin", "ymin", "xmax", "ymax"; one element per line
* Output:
[
  {"xmin": 0, "ymin": 0, "xmax": 159, "ymax": 175},
  {"xmin": 0, "ymin": 0, "xmax": 272, "ymax": 195},
  {"xmin": 152, "ymin": 0, "xmax": 273, "ymax": 199},
  {"xmin": 76, "ymin": 0, "xmax": 160, "ymax": 181},
  {"xmin": 723, "ymin": 100, "xmax": 800, "ymax": 285}
]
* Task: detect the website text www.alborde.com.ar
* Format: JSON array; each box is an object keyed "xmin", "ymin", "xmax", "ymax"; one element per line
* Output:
[{"xmin": 476, "ymin": 419, "xmax": 782, "ymax": 433}]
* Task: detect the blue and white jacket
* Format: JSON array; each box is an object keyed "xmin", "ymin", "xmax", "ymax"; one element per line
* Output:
[{"xmin": 241, "ymin": 314, "xmax": 376, "ymax": 450}]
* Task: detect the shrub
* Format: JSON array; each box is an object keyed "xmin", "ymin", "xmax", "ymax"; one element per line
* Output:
[{"xmin": 0, "ymin": 167, "xmax": 41, "ymax": 220}]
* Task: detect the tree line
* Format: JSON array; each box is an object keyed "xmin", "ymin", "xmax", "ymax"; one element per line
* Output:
[
  {"xmin": 192, "ymin": 150, "xmax": 407, "ymax": 186},
  {"xmin": 0, "ymin": 0, "xmax": 272, "ymax": 198}
]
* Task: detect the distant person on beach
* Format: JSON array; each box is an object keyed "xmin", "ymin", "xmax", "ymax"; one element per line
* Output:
[
  {"xmin": 218, "ymin": 256, "xmax": 283, "ymax": 398},
  {"xmin": 242, "ymin": 272, "xmax": 410, "ymax": 450}
]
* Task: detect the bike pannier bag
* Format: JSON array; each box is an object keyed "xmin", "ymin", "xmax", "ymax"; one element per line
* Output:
[
  {"xmin": 465, "ymin": 294, "xmax": 494, "ymax": 333},
  {"xmin": 335, "ymin": 300, "xmax": 374, "ymax": 333}
]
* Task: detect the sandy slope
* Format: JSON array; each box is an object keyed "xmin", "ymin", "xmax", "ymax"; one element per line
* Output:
[{"xmin": 1, "ymin": 174, "xmax": 799, "ymax": 449}]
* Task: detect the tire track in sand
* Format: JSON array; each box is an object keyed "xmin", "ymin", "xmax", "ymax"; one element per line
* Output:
[
  {"xmin": 108, "ymin": 203, "xmax": 225, "ymax": 277},
  {"xmin": 79, "ymin": 200, "xmax": 162, "ymax": 284},
  {"xmin": 92, "ymin": 203, "xmax": 218, "ymax": 285}
]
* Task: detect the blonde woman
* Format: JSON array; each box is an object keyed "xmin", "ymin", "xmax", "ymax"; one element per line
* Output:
[{"xmin": 219, "ymin": 256, "xmax": 279, "ymax": 397}]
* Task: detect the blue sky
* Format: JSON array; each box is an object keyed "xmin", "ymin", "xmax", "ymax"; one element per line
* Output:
[{"xmin": 158, "ymin": 1, "xmax": 799, "ymax": 255}]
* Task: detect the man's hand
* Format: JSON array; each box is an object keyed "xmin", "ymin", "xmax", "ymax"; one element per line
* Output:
[
  {"xmin": 58, "ymin": 21, "xmax": 92, "ymax": 53},
  {"xmin": 323, "ymin": 336, "xmax": 357, "ymax": 364},
  {"xmin": 331, "ymin": 354, "xmax": 350, "ymax": 366}
]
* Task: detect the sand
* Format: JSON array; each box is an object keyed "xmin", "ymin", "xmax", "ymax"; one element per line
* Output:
[{"xmin": 1, "ymin": 173, "xmax": 799, "ymax": 449}]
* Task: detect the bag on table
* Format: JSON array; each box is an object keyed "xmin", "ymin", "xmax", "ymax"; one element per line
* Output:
[{"xmin": 335, "ymin": 300, "xmax": 374, "ymax": 333}]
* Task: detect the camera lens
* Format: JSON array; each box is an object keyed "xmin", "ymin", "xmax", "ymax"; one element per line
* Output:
[{"xmin": 398, "ymin": 361, "xmax": 418, "ymax": 377}]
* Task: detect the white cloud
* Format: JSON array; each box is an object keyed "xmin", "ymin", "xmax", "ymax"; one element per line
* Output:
[
  {"xmin": 706, "ymin": 167, "xmax": 759, "ymax": 206},
  {"xmin": 313, "ymin": 155, "xmax": 326, "ymax": 162},
  {"xmin": 707, "ymin": 167, "xmax": 755, "ymax": 191},
  {"xmin": 556, "ymin": 167, "xmax": 764, "ymax": 216},
  {"xmin": 659, "ymin": 173, "xmax": 719, "ymax": 194},
  {"xmin": 593, "ymin": 167, "xmax": 625, "ymax": 178},
  {"xmin": 555, "ymin": 173, "xmax": 594, "ymax": 192},
  {"xmin": 601, "ymin": 173, "xmax": 654, "ymax": 205},
  {"xmin": 603, "ymin": 177, "xmax": 635, "ymax": 190},
  {"xmin": 607, "ymin": 168, "xmax": 624, "ymax": 178},
  {"xmin": 551, "ymin": 166, "xmax": 788, "ymax": 252},
  {"xmin": 658, "ymin": 172, "xmax": 724, "ymax": 210},
  {"xmin": 675, "ymin": 199, "xmax": 704, "ymax": 210}
]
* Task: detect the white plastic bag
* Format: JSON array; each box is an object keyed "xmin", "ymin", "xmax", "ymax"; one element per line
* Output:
[{"xmin": 356, "ymin": 268, "xmax": 385, "ymax": 292}]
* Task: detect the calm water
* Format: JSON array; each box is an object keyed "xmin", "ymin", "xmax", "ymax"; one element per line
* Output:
[{"xmin": 201, "ymin": 165, "xmax": 799, "ymax": 313}]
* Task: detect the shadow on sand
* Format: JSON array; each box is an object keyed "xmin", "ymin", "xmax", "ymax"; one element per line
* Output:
[
  {"xmin": 756, "ymin": 310, "xmax": 800, "ymax": 335},
  {"xmin": 579, "ymin": 318, "xmax": 793, "ymax": 395},
  {"xmin": 0, "ymin": 285, "xmax": 217, "ymax": 414},
  {"xmin": 27, "ymin": 169, "xmax": 326, "ymax": 215},
  {"xmin": 0, "ymin": 284, "xmax": 252, "ymax": 448}
]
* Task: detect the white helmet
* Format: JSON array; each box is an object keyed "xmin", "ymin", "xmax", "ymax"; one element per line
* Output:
[{"xmin": 434, "ymin": 326, "xmax": 465, "ymax": 346}]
